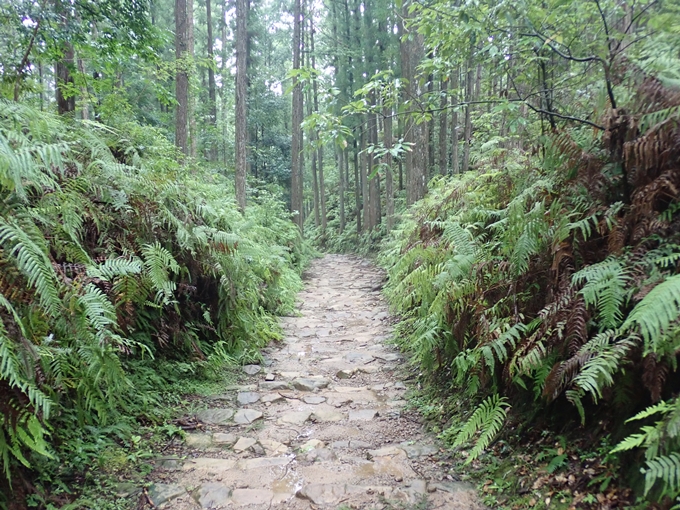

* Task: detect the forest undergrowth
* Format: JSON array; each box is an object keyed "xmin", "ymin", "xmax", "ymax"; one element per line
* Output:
[{"xmin": 0, "ymin": 101, "xmax": 311, "ymax": 509}]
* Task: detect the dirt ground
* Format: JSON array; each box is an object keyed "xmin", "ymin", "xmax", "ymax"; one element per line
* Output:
[{"xmin": 144, "ymin": 254, "xmax": 484, "ymax": 509}]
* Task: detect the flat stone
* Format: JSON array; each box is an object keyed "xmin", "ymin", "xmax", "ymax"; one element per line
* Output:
[
  {"xmin": 231, "ymin": 488, "xmax": 274, "ymax": 506},
  {"xmin": 233, "ymin": 437, "xmax": 257, "ymax": 453},
  {"xmin": 311, "ymin": 409, "xmax": 345, "ymax": 422},
  {"xmin": 239, "ymin": 456, "xmax": 292, "ymax": 470},
  {"xmin": 306, "ymin": 447, "xmax": 337, "ymax": 462},
  {"xmin": 183, "ymin": 458, "xmax": 237, "ymax": 473},
  {"xmin": 223, "ymin": 384, "xmax": 257, "ymax": 392},
  {"xmin": 265, "ymin": 373, "xmax": 275, "ymax": 381},
  {"xmin": 300, "ymin": 439, "xmax": 325, "ymax": 452},
  {"xmin": 198, "ymin": 483, "xmax": 231, "ymax": 509},
  {"xmin": 237, "ymin": 392, "xmax": 260, "ymax": 405},
  {"xmin": 393, "ymin": 381, "xmax": 407, "ymax": 390},
  {"xmin": 212, "ymin": 432, "xmax": 237, "ymax": 446},
  {"xmin": 259, "ymin": 381, "xmax": 290, "ymax": 391},
  {"xmin": 261, "ymin": 393, "xmax": 286, "ymax": 404},
  {"xmin": 368, "ymin": 446, "xmax": 406, "ymax": 458},
  {"xmin": 185, "ymin": 432, "xmax": 212, "ymax": 448},
  {"xmin": 196, "ymin": 408, "xmax": 234, "ymax": 425},
  {"xmin": 303, "ymin": 395, "xmax": 326, "ymax": 404},
  {"xmin": 243, "ymin": 364, "xmax": 262, "ymax": 375},
  {"xmin": 259, "ymin": 439, "xmax": 288, "ymax": 455},
  {"xmin": 334, "ymin": 386, "xmax": 368, "ymax": 392},
  {"xmin": 233, "ymin": 408, "xmax": 263, "ymax": 425},
  {"xmin": 292, "ymin": 377, "xmax": 330, "ymax": 391},
  {"xmin": 400, "ymin": 443, "xmax": 439, "ymax": 458},
  {"xmin": 251, "ymin": 443, "xmax": 265, "ymax": 456},
  {"xmin": 349, "ymin": 409, "xmax": 378, "ymax": 421},
  {"xmin": 278, "ymin": 411, "xmax": 311, "ymax": 425},
  {"xmin": 344, "ymin": 352, "xmax": 375, "ymax": 364},
  {"xmin": 357, "ymin": 366, "xmax": 380, "ymax": 374},
  {"xmin": 149, "ymin": 483, "xmax": 185, "ymax": 506},
  {"xmin": 349, "ymin": 440, "xmax": 372, "ymax": 449},
  {"xmin": 336, "ymin": 369, "xmax": 356, "ymax": 379}
]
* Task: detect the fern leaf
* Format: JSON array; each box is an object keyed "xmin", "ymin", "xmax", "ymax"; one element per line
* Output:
[{"xmin": 623, "ymin": 274, "xmax": 680, "ymax": 353}]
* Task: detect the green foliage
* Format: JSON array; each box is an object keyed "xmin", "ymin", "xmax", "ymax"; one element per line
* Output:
[
  {"xmin": 443, "ymin": 394, "xmax": 510, "ymax": 463},
  {"xmin": 0, "ymin": 101, "xmax": 306, "ymax": 491}
]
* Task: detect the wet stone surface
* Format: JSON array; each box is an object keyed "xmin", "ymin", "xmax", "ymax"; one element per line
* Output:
[{"xmin": 147, "ymin": 254, "xmax": 484, "ymax": 509}]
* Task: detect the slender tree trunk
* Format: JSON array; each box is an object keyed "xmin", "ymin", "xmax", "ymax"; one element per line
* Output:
[
  {"xmin": 360, "ymin": 126, "xmax": 369, "ymax": 232},
  {"xmin": 384, "ymin": 102, "xmax": 394, "ymax": 230},
  {"xmin": 187, "ymin": 0, "xmax": 197, "ymax": 158},
  {"xmin": 311, "ymin": 40, "xmax": 326, "ymax": 230},
  {"xmin": 353, "ymin": 136, "xmax": 361, "ymax": 234},
  {"xmin": 462, "ymin": 59, "xmax": 473, "ymax": 172},
  {"xmin": 77, "ymin": 56, "xmax": 89, "ymax": 120},
  {"xmin": 291, "ymin": 0, "xmax": 304, "ymax": 230},
  {"xmin": 368, "ymin": 95, "xmax": 380, "ymax": 230},
  {"xmin": 451, "ymin": 67, "xmax": 459, "ymax": 174},
  {"xmin": 337, "ymin": 148, "xmax": 345, "ymax": 233},
  {"xmin": 235, "ymin": 0, "xmax": 248, "ymax": 211},
  {"xmin": 438, "ymin": 78, "xmax": 448, "ymax": 175},
  {"xmin": 206, "ymin": 0, "xmax": 217, "ymax": 160},
  {"xmin": 427, "ymin": 65, "xmax": 435, "ymax": 177},
  {"xmin": 175, "ymin": 0, "xmax": 189, "ymax": 155}
]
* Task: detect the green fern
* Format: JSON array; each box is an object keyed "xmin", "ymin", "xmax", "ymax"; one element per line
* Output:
[
  {"xmin": 448, "ymin": 394, "xmax": 510, "ymax": 463},
  {"xmin": 623, "ymin": 274, "xmax": 680, "ymax": 353}
]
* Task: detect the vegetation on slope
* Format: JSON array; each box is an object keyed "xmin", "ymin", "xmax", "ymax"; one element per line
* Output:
[
  {"xmin": 377, "ymin": 77, "xmax": 680, "ymax": 507},
  {"xmin": 0, "ymin": 101, "xmax": 307, "ymax": 507}
]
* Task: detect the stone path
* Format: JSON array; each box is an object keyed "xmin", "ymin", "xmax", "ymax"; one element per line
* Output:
[{"xmin": 147, "ymin": 254, "xmax": 483, "ymax": 509}]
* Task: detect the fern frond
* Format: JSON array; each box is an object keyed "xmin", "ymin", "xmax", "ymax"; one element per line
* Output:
[
  {"xmin": 623, "ymin": 274, "xmax": 680, "ymax": 353},
  {"xmin": 450, "ymin": 394, "xmax": 510, "ymax": 463}
]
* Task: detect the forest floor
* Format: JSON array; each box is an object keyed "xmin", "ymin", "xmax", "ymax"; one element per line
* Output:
[{"xmin": 141, "ymin": 254, "xmax": 484, "ymax": 509}]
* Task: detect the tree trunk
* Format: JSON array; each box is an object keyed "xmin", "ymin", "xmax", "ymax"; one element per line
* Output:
[
  {"xmin": 462, "ymin": 59, "xmax": 473, "ymax": 173},
  {"xmin": 187, "ymin": 0, "xmax": 197, "ymax": 158},
  {"xmin": 235, "ymin": 0, "xmax": 248, "ymax": 211},
  {"xmin": 360, "ymin": 125, "xmax": 369, "ymax": 232},
  {"xmin": 384, "ymin": 102, "xmax": 394, "ymax": 230},
  {"xmin": 309, "ymin": 20, "xmax": 326, "ymax": 232},
  {"xmin": 291, "ymin": 0, "xmax": 304, "ymax": 230},
  {"xmin": 338, "ymin": 148, "xmax": 345, "ymax": 233},
  {"xmin": 451, "ymin": 67, "xmax": 459, "ymax": 174},
  {"xmin": 438, "ymin": 78, "xmax": 448, "ymax": 175},
  {"xmin": 206, "ymin": 0, "xmax": 217, "ymax": 160},
  {"xmin": 175, "ymin": 0, "xmax": 189, "ymax": 156},
  {"xmin": 353, "ymin": 136, "xmax": 361, "ymax": 234}
]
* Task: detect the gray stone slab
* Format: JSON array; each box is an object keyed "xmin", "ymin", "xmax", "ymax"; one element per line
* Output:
[
  {"xmin": 185, "ymin": 432, "xmax": 213, "ymax": 448},
  {"xmin": 212, "ymin": 432, "xmax": 237, "ymax": 446},
  {"xmin": 259, "ymin": 381, "xmax": 290, "ymax": 391},
  {"xmin": 261, "ymin": 393, "xmax": 286, "ymax": 404},
  {"xmin": 237, "ymin": 392, "xmax": 260, "ymax": 405},
  {"xmin": 196, "ymin": 408, "xmax": 235, "ymax": 425},
  {"xmin": 303, "ymin": 395, "xmax": 326, "ymax": 404},
  {"xmin": 149, "ymin": 483, "xmax": 185, "ymax": 506},
  {"xmin": 243, "ymin": 364, "xmax": 262, "ymax": 375},
  {"xmin": 278, "ymin": 411, "xmax": 311, "ymax": 425},
  {"xmin": 292, "ymin": 377, "xmax": 330, "ymax": 391},
  {"xmin": 233, "ymin": 408, "xmax": 263, "ymax": 425},
  {"xmin": 233, "ymin": 436, "xmax": 257, "ymax": 453},
  {"xmin": 348, "ymin": 409, "xmax": 378, "ymax": 421}
]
